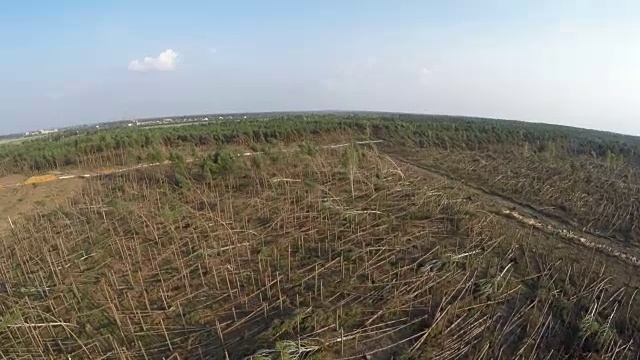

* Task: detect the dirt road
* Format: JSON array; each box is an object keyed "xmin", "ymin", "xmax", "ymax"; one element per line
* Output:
[
  {"xmin": 0, "ymin": 140, "xmax": 386, "ymax": 189},
  {"xmin": 388, "ymin": 152, "xmax": 640, "ymax": 267}
]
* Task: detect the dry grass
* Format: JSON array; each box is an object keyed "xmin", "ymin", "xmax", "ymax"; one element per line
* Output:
[
  {"xmin": 397, "ymin": 147, "xmax": 640, "ymax": 242},
  {"xmin": 0, "ymin": 144, "xmax": 639, "ymax": 359}
]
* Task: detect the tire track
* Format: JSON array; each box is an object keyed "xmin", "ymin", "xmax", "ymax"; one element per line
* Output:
[
  {"xmin": 0, "ymin": 140, "xmax": 385, "ymax": 189},
  {"xmin": 390, "ymin": 153, "xmax": 640, "ymax": 267}
]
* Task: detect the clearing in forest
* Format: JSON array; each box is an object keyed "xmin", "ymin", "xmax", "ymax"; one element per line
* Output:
[{"xmin": 1, "ymin": 116, "xmax": 640, "ymax": 359}]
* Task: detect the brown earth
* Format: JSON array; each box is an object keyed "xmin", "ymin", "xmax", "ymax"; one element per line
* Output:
[
  {"xmin": 1, "ymin": 145, "xmax": 640, "ymax": 358},
  {"xmin": 0, "ymin": 177, "xmax": 83, "ymax": 230},
  {"xmin": 0, "ymin": 174, "xmax": 26, "ymax": 187}
]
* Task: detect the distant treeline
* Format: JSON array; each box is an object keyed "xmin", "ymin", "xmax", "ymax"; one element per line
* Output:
[
  {"xmin": 388, "ymin": 115, "xmax": 640, "ymax": 160},
  {"xmin": 0, "ymin": 114, "xmax": 638, "ymax": 175}
]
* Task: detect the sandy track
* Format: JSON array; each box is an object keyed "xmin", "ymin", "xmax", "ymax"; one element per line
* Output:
[
  {"xmin": 1, "ymin": 140, "xmax": 385, "ymax": 189},
  {"xmin": 390, "ymin": 153, "xmax": 640, "ymax": 268}
]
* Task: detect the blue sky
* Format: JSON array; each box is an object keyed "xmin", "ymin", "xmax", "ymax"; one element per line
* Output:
[{"xmin": 1, "ymin": 1, "xmax": 640, "ymax": 135}]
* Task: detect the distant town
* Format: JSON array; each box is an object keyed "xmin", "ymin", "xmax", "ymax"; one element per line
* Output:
[
  {"xmin": 0, "ymin": 112, "xmax": 279, "ymax": 143},
  {"xmin": 0, "ymin": 111, "xmax": 396, "ymax": 143},
  {"xmin": 24, "ymin": 113, "xmax": 250, "ymax": 135}
]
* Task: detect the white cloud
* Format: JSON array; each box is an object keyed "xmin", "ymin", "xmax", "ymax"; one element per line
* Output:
[
  {"xmin": 208, "ymin": 47, "xmax": 218, "ymax": 54},
  {"xmin": 128, "ymin": 49, "xmax": 178, "ymax": 72}
]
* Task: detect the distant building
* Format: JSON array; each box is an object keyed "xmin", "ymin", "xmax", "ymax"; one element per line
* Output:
[{"xmin": 38, "ymin": 129, "xmax": 58, "ymax": 135}]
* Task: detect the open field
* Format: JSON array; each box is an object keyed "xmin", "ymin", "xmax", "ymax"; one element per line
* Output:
[
  {"xmin": 0, "ymin": 135, "xmax": 45, "ymax": 145},
  {"xmin": 137, "ymin": 121, "xmax": 217, "ymax": 129},
  {"xmin": 1, "ymin": 115, "xmax": 640, "ymax": 359}
]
